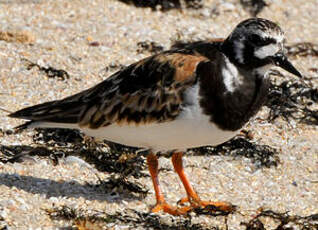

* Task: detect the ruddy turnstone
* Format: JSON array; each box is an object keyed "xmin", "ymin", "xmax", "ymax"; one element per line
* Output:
[{"xmin": 9, "ymin": 18, "xmax": 302, "ymax": 215}]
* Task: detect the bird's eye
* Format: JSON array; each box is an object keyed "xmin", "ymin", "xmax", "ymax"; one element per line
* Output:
[{"xmin": 249, "ymin": 34, "xmax": 264, "ymax": 46}]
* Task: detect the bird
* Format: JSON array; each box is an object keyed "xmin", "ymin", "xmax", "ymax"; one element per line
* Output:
[{"xmin": 9, "ymin": 18, "xmax": 302, "ymax": 216}]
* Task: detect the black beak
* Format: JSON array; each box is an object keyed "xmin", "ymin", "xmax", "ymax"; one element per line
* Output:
[{"xmin": 272, "ymin": 52, "xmax": 302, "ymax": 78}]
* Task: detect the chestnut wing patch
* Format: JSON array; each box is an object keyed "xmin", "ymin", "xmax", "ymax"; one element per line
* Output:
[{"xmin": 79, "ymin": 53, "xmax": 208, "ymax": 128}]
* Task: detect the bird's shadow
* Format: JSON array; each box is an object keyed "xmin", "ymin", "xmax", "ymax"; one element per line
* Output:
[
  {"xmin": 0, "ymin": 130, "xmax": 148, "ymax": 201},
  {"xmin": 0, "ymin": 127, "xmax": 281, "ymax": 204},
  {"xmin": 0, "ymin": 171, "xmax": 146, "ymax": 202}
]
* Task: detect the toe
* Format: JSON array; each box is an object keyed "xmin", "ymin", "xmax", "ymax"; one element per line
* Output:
[
  {"xmin": 151, "ymin": 203, "xmax": 164, "ymax": 213},
  {"xmin": 150, "ymin": 202, "xmax": 193, "ymax": 216},
  {"xmin": 163, "ymin": 204, "xmax": 192, "ymax": 216}
]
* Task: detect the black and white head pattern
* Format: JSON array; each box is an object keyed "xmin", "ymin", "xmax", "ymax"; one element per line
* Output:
[{"xmin": 224, "ymin": 18, "xmax": 285, "ymax": 69}]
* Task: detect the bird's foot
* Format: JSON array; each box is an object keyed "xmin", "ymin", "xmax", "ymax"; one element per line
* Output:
[
  {"xmin": 177, "ymin": 197, "xmax": 235, "ymax": 214},
  {"xmin": 151, "ymin": 201, "xmax": 191, "ymax": 216}
]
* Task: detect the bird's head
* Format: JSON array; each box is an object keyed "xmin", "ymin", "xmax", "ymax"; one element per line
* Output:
[{"xmin": 222, "ymin": 18, "xmax": 302, "ymax": 78}]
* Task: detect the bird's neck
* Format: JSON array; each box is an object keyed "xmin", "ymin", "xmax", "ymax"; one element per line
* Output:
[
  {"xmin": 221, "ymin": 38, "xmax": 245, "ymax": 67},
  {"xmin": 199, "ymin": 54, "xmax": 270, "ymax": 131}
]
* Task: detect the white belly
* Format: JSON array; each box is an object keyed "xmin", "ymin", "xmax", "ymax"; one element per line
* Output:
[{"xmin": 82, "ymin": 114, "xmax": 238, "ymax": 152}]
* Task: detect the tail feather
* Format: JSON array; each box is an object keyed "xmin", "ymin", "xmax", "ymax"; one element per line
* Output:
[
  {"xmin": 13, "ymin": 121, "xmax": 34, "ymax": 131},
  {"xmin": 9, "ymin": 99, "xmax": 83, "ymax": 124}
]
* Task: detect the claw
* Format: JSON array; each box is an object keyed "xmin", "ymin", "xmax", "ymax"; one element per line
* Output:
[{"xmin": 177, "ymin": 197, "xmax": 189, "ymax": 206}]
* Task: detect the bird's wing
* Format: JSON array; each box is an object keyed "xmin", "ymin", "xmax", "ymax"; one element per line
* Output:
[{"xmin": 9, "ymin": 51, "xmax": 209, "ymax": 129}]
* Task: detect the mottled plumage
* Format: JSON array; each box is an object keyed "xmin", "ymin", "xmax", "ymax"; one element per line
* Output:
[{"xmin": 11, "ymin": 51, "xmax": 208, "ymax": 129}]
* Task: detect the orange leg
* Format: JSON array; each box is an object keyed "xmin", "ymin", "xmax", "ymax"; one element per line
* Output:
[
  {"xmin": 146, "ymin": 153, "xmax": 190, "ymax": 215},
  {"xmin": 172, "ymin": 152, "xmax": 234, "ymax": 213}
]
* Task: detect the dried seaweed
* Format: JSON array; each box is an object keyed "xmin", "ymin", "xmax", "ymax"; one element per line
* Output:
[
  {"xmin": 46, "ymin": 205, "xmax": 77, "ymax": 221},
  {"xmin": 184, "ymin": 0, "xmax": 203, "ymax": 9},
  {"xmin": 33, "ymin": 128, "xmax": 147, "ymax": 178},
  {"xmin": 0, "ymin": 127, "xmax": 146, "ymax": 178},
  {"xmin": 240, "ymin": 0, "xmax": 268, "ymax": 17},
  {"xmin": 119, "ymin": 0, "xmax": 180, "ymax": 10},
  {"xmin": 98, "ymin": 62, "xmax": 126, "ymax": 79},
  {"xmin": 110, "ymin": 209, "xmax": 220, "ymax": 230},
  {"xmin": 118, "ymin": 0, "xmax": 203, "ymax": 11},
  {"xmin": 33, "ymin": 128, "xmax": 83, "ymax": 146},
  {"xmin": 241, "ymin": 210, "xmax": 318, "ymax": 230},
  {"xmin": 46, "ymin": 205, "xmax": 221, "ymax": 230},
  {"xmin": 243, "ymin": 218, "xmax": 265, "ymax": 230},
  {"xmin": 22, "ymin": 58, "xmax": 70, "ymax": 80},
  {"xmin": 102, "ymin": 62, "xmax": 125, "ymax": 73},
  {"xmin": 136, "ymin": 41, "xmax": 164, "ymax": 54},
  {"xmin": 96, "ymin": 175, "xmax": 148, "ymax": 196},
  {"xmin": 45, "ymin": 205, "xmax": 318, "ymax": 230},
  {"xmin": 191, "ymin": 137, "xmax": 280, "ymax": 169},
  {"xmin": 193, "ymin": 204, "xmax": 236, "ymax": 216},
  {"xmin": 0, "ymin": 145, "xmax": 52, "ymax": 164},
  {"xmin": 266, "ymin": 71, "xmax": 318, "ymax": 125},
  {"xmin": 286, "ymin": 42, "xmax": 318, "ymax": 57}
]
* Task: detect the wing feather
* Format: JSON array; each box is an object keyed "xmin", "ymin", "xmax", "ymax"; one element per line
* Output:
[
  {"xmin": 10, "ymin": 50, "xmax": 211, "ymax": 129},
  {"xmin": 80, "ymin": 52, "xmax": 208, "ymax": 128}
]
